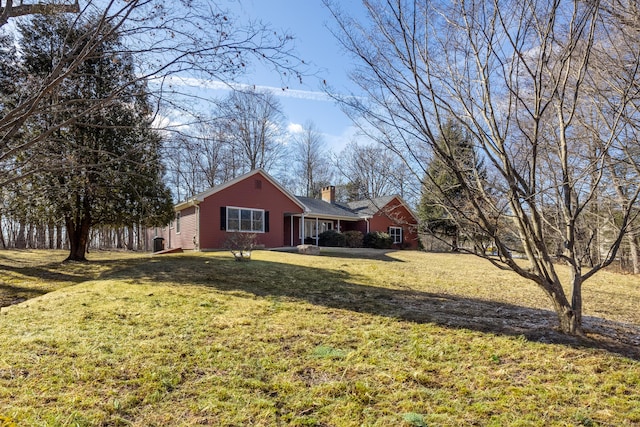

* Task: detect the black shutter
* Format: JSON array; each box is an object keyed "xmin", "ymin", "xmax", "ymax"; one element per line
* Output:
[
  {"xmin": 264, "ymin": 211, "xmax": 270, "ymax": 232},
  {"xmin": 220, "ymin": 206, "xmax": 226, "ymax": 230}
]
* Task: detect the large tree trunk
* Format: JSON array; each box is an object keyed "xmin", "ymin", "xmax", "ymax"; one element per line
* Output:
[
  {"xmin": 65, "ymin": 203, "xmax": 91, "ymax": 262},
  {"xmin": 541, "ymin": 277, "xmax": 583, "ymax": 335}
]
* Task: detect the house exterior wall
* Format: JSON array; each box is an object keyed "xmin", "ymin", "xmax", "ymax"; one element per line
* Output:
[
  {"xmin": 198, "ymin": 173, "xmax": 303, "ymax": 249},
  {"xmin": 368, "ymin": 197, "xmax": 419, "ymax": 249},
  {"xmin": 148, "ymin": 206, "xmax": 198, "ymax": 251}
]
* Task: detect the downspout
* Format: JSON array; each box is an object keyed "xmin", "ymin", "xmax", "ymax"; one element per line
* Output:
[
  {"xmin": 301, "ymin": 213, "xmax": 305, "ymax": 245},
  {"xmin": 290, "ymin": 215, "xmax": 294, "ymax": 246},
  {"xmin": 195, "ymin": 204, "xmax": 200, "ymax": 250}
]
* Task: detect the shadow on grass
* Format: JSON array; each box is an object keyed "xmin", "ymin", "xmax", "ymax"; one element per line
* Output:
[
  {"xmin": 318, "ymin": 248, "xmax": 405, "ymax": 262},
  {"xmin": 102, "ymin": 254, "xmax": 640, "ymax": 361},
  {"xmin": 0, "ymin": 263, "xmax": 91, "ymax": 285},
  {"xmin": 0, "ymin": 256, "xmax": 122, "ymax": 308},
  {"xmin": 0, "ymin": 283, "xmax": 48, "ymax": 306}
]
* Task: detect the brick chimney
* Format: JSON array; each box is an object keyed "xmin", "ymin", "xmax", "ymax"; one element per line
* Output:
[{"xmin": 321, "ymin": 185, "xmax": 335, "ymax": 204}]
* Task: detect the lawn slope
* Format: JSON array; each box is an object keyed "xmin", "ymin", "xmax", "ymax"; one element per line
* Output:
[{"xmin": 0, "ymin": 250, "xmax": 639, "ymax": 426}]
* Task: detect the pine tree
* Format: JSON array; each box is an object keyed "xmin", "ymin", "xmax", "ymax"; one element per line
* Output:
[
  {"xmin": 418, "ymin": 120, "xmax": 483, "ymax": 251},
  {"xmin": 18, "ymin": 15, "xmax": 173, "ymax": 261}
]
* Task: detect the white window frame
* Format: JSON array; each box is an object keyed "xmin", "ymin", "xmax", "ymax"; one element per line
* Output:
[
  {"xmin": 227, "ymin": 206, "xmax": 265, "ymax": 233},
  {"xmin": 299, "ymin": 219, "xmax": 333, "ymax": 239},
  {"xmin": 389, "ymin": 226, "xmax": 402, "ymax": 244},
  {"xmin": 175, "ymin": 212, "xmax": 181, "ymax": 234}
]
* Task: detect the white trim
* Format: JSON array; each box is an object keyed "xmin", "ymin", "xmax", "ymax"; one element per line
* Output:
[
  {"xmin": 176, "ymin": 169, "xmax": 305, "ymax": 212},
  {"xmin": 289, "ymin": 213, "xmax": 360, "ymax": 221},
  {"xmin": 389, "ymin": 226, "xmax": 403, "ymax": 244},
  {"xmin": 195, "ymin": 205, "xmax": 200, "ymax": 250},
  {"xmin": 299, "ymin": 218, "xmax": 334, "ymax": 241},
  {"xmin": 226, "ymin": 206, "xmax": 265, "ymax": 233}
]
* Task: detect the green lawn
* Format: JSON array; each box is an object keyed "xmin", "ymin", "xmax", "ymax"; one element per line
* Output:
[{"xmin": 0, "ymin": 249, "xmax": 639, "ymax": 426}]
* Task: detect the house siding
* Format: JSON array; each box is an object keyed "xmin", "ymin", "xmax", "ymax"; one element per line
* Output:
[
  {"xmin": 198, "ymin": 173, "xmax": 303, "ymax": 249},
  {"xmin": 150, "ymin": 206, "xmax": 197, "ymax": 251},
  {"xmin": 368, "ymin": 197, "xmax": 419, "ymax": 249}
]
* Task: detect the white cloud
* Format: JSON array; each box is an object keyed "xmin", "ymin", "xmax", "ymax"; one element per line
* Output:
[
  {"xmin": 324, "ymin": 124, "xmax": 360, "ymax": 152},
  {"xmin": 162, "ymin": 76, "xmax": 334, "ymax": 102},
  {"xmin": 287, "ymin": 122, "xmax": 304, "ymax": 134}
]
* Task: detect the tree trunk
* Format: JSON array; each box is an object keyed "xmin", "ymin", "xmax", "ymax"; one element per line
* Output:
[
  {"xmin": 65, "ymin": 207, "xmax": 91, "ymax": 262},
  {"xmin": 48, "ymin": 222, "xmax": 55, "ymax": 249},
  {"xmin": 127, "ymin": 225, "xmax": 134, "ymax": 250},
  {"xmin": 36, "ymin": 223, "xmax": 46, "ymax": 249},
  {"xmin": 627, "ymin": 232, "xmax": 639, "ymax": 274},
  {"xmin": 15, "ymin": 221, "xmax": 26, "ymax": 249},
  {"xmin": 116, "ymin": 227, "xmax": 124, "ymax": 249},
  {"xmin": 543, "ymin": 278, "xmax": 582, "ymax": 335},
  {"xmin": 0, "ymin": 218, "xmax": 5, "ymax": 249},
  {"xmin": 56, "ymin": 224, "xmax": 63, "ymax": 249}
]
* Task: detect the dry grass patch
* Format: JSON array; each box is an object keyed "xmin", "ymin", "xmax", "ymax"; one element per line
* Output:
[{"xmin": 0, "ymin": 249, "xmax": 638, "ymax": 426}]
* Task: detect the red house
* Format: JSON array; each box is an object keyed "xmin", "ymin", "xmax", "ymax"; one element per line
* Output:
[{"xmin": 148, "ymin": 169, "xmax": 419, "ymax": 251}]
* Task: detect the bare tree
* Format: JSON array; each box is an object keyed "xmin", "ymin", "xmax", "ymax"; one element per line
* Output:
[
  {"xmin": 292, "ymin": 121, "xmax": 334, "ymax": 197},
  {"xmin": 0, "ymin": 0, "xmax": 79, "ymax": 27},
  {"xmin": 0, "ymin": 0, "xmax": 303, "ymax": 189},
  {"xmin": 326, "ymin": 0, "xmax": 640, "ymax": 335},
  {"xmin": 162, "ymin": 120, "xmax": 237, "ymax": 199},
  {"xmin": 220, "ymin": 88, "xmax": 286, "ymax": 173},
  {"xmin": 337, "ymin": 140, "xmax": 408, "ymax": 200}
]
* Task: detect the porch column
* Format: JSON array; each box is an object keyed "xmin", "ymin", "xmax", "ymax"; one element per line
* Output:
[
  {"xmin": 290, "ymin": 215, "xmax": 294, "ymax": 246},
  {"xmin": 337, "ymin": 219, "xmax": 341, "ymax": 232},
  {"xmin": 315, "ymin": 217, "xmax": 319, "ymax": 246},
  {"xmin": 301, "ymin": 214, "xmax": 305, "ymax": 245}
]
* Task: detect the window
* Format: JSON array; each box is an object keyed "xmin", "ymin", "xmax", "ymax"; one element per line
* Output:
[
  {"xmin": 300, "ymin": 219, "xmax": 333, "ymax": 238},
  {"xmin": 389, "ymin": 226, "xmax": 402, "ymax": 244},
  {"xmin": 227, "ymin": 207, "xmax": 265, "ymax": 232},
  {"xmin": 176, "ymin": 212, "xmax": 181, "ymax": 234}
]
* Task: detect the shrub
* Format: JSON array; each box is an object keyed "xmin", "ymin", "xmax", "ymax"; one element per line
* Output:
[
  {"xmin": 344, "ymin": 230, "xmax": 363, "ymax": 248},
  {"xmin": 318, "ymin": 230, "xmax": 346, "ymax": 247},
  {"xmin": 223, "ymin": 232, "xmax": 257, "ymax": 261},
  {"xmin": 363, "ymin": 231, "xmax": 393, "ymax": 249}
]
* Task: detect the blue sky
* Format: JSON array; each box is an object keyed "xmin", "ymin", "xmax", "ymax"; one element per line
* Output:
[{"xmin": 211, "ymin": 0, "xmax": 365, "ymax": 151}]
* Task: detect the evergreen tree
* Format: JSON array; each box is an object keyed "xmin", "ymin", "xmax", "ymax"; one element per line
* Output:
[
  {"xmin": 418, "ymin": 120, "xmax": 484, "ymax": 251},
  {"xmin": 18, "ymin": 15, "xmax": 173, "ymax": 261}
]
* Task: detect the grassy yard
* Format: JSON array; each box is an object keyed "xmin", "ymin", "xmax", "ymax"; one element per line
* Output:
[{"xmin": 0, "ymin": 249, "xmax": 639, "ymax": 426}]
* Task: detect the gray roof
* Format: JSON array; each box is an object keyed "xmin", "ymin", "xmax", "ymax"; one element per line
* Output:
[
  {"xmin": 346, "ymin": 195, "xmax": 396, "ymax": 216},
  {"xmin": 295, "ymin": 196, "xmax": 361, "ymax": 219}
]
